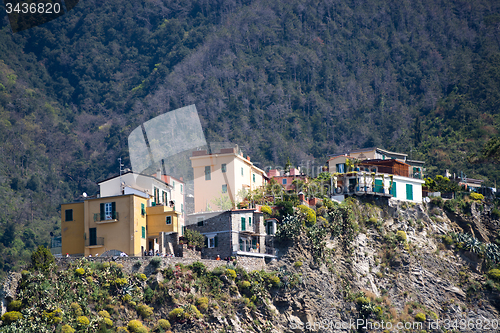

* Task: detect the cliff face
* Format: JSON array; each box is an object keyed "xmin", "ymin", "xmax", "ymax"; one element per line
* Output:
[{"xmin": 1, "ymin": 199, "xmax": 500, "ymax": 333}]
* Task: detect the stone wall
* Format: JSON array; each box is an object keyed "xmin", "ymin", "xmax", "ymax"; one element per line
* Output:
[{"xmin": 54, "ymin": 255, "xmax": 268, "ymax": 276}]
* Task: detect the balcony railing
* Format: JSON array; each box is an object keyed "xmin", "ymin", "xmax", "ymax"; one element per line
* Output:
[
  {"xmin": 94, "ymin": 212, "xmax": 119, "ymax": 222},
  {"xmin": 232, "ymin": 244, "xmax": 277, "ymax": 257},
  {"xmin": 85, "ymin": 237, "xmax": 104, "ymax": 247}
]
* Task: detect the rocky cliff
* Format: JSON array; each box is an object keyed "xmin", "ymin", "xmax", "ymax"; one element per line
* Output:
[{"xmin": 1, "ymin": 198, "xmax": 500, "ymax": 333}]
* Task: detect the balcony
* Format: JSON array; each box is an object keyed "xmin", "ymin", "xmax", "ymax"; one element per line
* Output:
[
  {"xmin": 94, "ymin": 212, "xmax": 119, "ymax": 224},
  {"xmin": 232, "ymin": 244, "xmax": 276, "ymax": 258},
  {"xmin": 85, "ymin": 237, "xmax": 104, "ymax": 248}
]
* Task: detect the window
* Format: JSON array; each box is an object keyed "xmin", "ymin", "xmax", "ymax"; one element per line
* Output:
[
  {"xmin": 89, "ymin": 228, "xmax": 97, "ymax": 246},
  {"xmin": 406, "ymin": 184, "xmax": 413, "ymax": 201},
  {"xmin": 166, "ymin": 216, "xmax": 172, "ymax": 225},
  {"xmin": 222, "ymin": 184, "xmax": 227, "ymax": 193},
  {"xmin": 282, "ymin": 178, "xmax": 287, "ymax": 185},
  {"xmin": 336, "ymin": 163, "xmax": 345, "ymax": 173},
  {"xmin": 390, "ymin": 181, "xmax": 397, "ymax": 198},
  {"xmin": 207, "ymin": 235, "xmax": 218, "ymax": 248},
  {"xmin": 241, "ymin": 217, "xmax": 246, "ymax": 231},
  {"xmin": 248, "ymin": 217, "xmax": 252, "ymax": 226},
  {"xmin": 253, "ymin": 174, "xmax": 255, "ymax": 183},
  {"xmin": 100, "ymin": 202, "xmax": 116, "ymax": 220},
  {"xmin": 241, "ymin": 167, "xmax": 244, "ymax": 176},
  {"xmin": 205, "ymin": 166, "xmax": 211, "ymax": 180},
  {"xmin": 221, "ymin": 164, "xmax": 227, "ymax": 172},
  {"xmin": 180, "ymin": 184, "xmax": 183, "ymax": 193},
  {"xmin": 172, "ymin": 180, "xmax": 175, "ymax": 188},
  {"xmin": 142, "ymin": 226, "xmax": 146, "ymax": 239},
  {"xmin": 141, "ymin": 203, "xmax": 146, "ymax": 216},
  {"xmin": 65, "ymin": 209, "xmax": 73, "ymax": 221}
]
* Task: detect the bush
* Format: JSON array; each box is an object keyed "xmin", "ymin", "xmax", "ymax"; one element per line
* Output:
[
  {"xmin": 240, "ymin": 281, "xmax": 251, "ymax": 289},
  {"xmin": 415, "ymin": 313, "xmax": 426, "ymax": 322},
  {"xmin": 136, "ymin": 303, "xmax": 154, "ymax": 318},
  {"xmin": 75, "ymin": 268, "xmax": 85, "ymax": 276},
  {"xmin": 492, "ymin": 208, "xmax": 500, "ymax": 220},
  {"xmin": 183, "ymin": 228, "xmax": 205, "ymax": 248},
  {"xmin": 150, "ymin": 257, "xmax": 161, "ymax": 268},
  {"xmin": 396, "ymin": 230, "xmax": 407, "ymax": 242},
  {"xmin": 103, "ymin": 317, "xmax": 113, "ymax": 327},
  {"xmin": 157, "ymin": 319, "xmax": 171, "ymax": 330},
  {"xmin": 276, "ymin": 215, "xmax": 302, "ymax": 242},
  {"xmin": 196, "ymin": 297, "xmax": 209, "ymax": 312},
  {"xmin": 189, "ymin": 261, "xmax": 207, "ymax": 276},
  {"xmin": 168, "ymin": 308, "xmax": 184, "ymax": 321},
  {"xmin": 184, "ymin": 304, "xmax": 202, "ymax": 319},
  {"xmin": 43, "ymin": 308, "xmax": 62, "ymax": 324},
  {"xmin": 7, "ymin": 300, "xmax": 22, "ymax": 312},
  {"xmin": 70, "ymin": 302, "xmax": 83, "ymax": 316},
  {"xmin": 138, "ymin": 273, "xmax": 147, "ymax": 281},
  {"xmin": 98, "ymin": 310, "xmax": 111, "ymax": 318},
  {"xmin": 114, "ymin": 278, "xmax": 128, "ymax": 286},
  {"xmin": 430, "ymin": 196, "xmax": 444, "ymax": 208},
  {"xmin": 488, "ymin": 269, "xmax": 500, "ymax": 281},
  {"xmin": 368, "ymin": 217, "xmax": 378, "ymax": 224},
  {"xmin": 128, "ymin": 320, "xmax": 146, "ymax": 333},
  {"xmin": 355, "ymin": 297, "xmax": 370, "ymax": 306},
  {"xmin": 30, "ymin": 245, "xmax": 55, "ymax": 271},
  {"xmin": 77, "ymin": 316, "xmax": 90, "ymax": 326},
  {"xmin": 442, "ymin": 235, "xmax": 454, "ymax": 246},
  {"xmin": 297, "ymin": 205, "xmax": 316, "ymax": 227},
  {"xmin": 261, "ymin": 205, "xmax": 272, "ymax": 216},
  {"xmin": 470, "ymin": 193, "xmax": 484, "ymax": 201},
  {"xmin": 225, "ymin": 269, "xmax": 237, "ymax": 280},
  {"xmin": 1, "ymin": 311, "xmax": 22, "ymax": 324},
  {"xmin": 294, "ymin": 261, "xmax": 303, "ymax": 268},
  {"xmin": 61, "ymin": 324, "xmax": 76, "ymax": 333}
]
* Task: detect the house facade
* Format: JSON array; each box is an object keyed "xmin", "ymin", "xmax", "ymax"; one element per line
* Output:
[
  {"xmin": 185, "ymin": 209, "xmax": 276, "ymax": 260},
  {"xmin": 267, "ymin": 168, "xmax": 308, "ymax": 192},
  {"xmin": 328, "ymin": 151, "xmax": 425, "ymax": 203},
  {"xmin": 61, "ymin": 172, "xmax": 184, "ymax": 257},
  {"xmin": 190, "ymin": 147, "xmax": 267, "ymax": 212}
]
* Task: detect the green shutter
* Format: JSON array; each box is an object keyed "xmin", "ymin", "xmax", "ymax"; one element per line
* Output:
[
  {"xmin": 406, "ymin": 184, "xmax": 413, "ymax": 200},
  {"xmin": 204, "ymin": 236, "xmax": 208, "ymax": 247},
  {"xmin": 391, "ymin": 181, "xmax": 397, "ymax": 198},
  {"xmin": 111, "ymin": 202, "xmax": 117, "ymax": 219},
  {"xmin": 375, "ymin": 179, "xmax": 383, "ymax": 193},
  {"xmin": 252, "ymin": 238, "xmax": 257, "ymax": 249},
  {"xmin": 142, "ymin": 226, "xmax": 145, "ymax": 239},
  {"xmin": 100, "ymin": 203, "xmax": 105, "ymax": 221},
  {"xmin": 241, "ymin": 217, "xmax": 246, "ymax": 231},
  {"xmin": 214, "ymin": 236, "xmax": 218, "ymax": 247},
  {"xmin": 141, "ymin": 203, "xmax": 145, "ymax": 216},
  {"xmin": 249, "ymin": 217, "xmax": 252, "ymax": 226}
]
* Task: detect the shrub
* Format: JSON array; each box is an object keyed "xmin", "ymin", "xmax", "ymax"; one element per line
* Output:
[
  {"xmin": 136, "ymin": 303, "xmax": 154, "ymax": 318},
  {"xmin": 157, "ymin": 319, "xmax": 171, "ymax": 330},
  {"xmin": 492, "ymin": 208, "xmax": 500, "ymax": 220},
  {"xmin": 128, "ymin": 320, "xmax": 146, "ymax": 333},
  {"xmin": 70, "ymin": 302, "xmax": 83, "ymax": 316},
  {"xmin": 488, "ymin": 269, "xmax": 500, "ymax": 281},
  {"xmin": 240, "ymin": 281, "xmax": 251, "ymax": 289},
  {"xmin": 183, "ymin": 228, "xmax": 205, "ymax": 248},
  {"xmin": 75, "ymin": 268, "xmax": 85, "ymax": 276},
  {"xmin": 1, "ymin": 311, "xmax": 22, "ymax": 324},
  {"xmin": 77, "ymin": 316, "xmax": 90, "ymax": 326},
  {"xmin": 297, "ymin": 205, "xmax": 316, "ymax": 227},
  {"xmin": 168, "ymin": 308, "xmax": 184, "ymax": 321},
  {"xmin": 43, "ymin": 308, "xmax": 62, "ymax": 324},
  {"xmin": 294, "ymin": 261, "xmax": 303, "ymax": 268},
  {"xmin": 276, "ymin": 215, "xmax": 302, "ymax": 241},
  {"xmin": 470, "ymin": 193, "xmax": 484, "ymax": 201},
  {"xmin": 114, "ymin": 278, "xmax": 128, "ymax": 286},
  {"xmin": 150, "ymin": 257, "xmax": 162, "ymax": 268},
  {"xmin": 396, "ymin": 230, "xmax": 407, "ymax": 242},
  {"xmin": 430, "ymin": 196, "xmax": 444, "ymax": 208},
  {"xmin": 368, "ymin": 217, "xmax": 378, "ymax": 224},
  {"xmin": 184, "ymin": 305, "xmax": 202, "ymax": 319},
  {"xmin": 98, "ymin": 310, "xmax": 111, "ymax": 318},
  {"xmin": 442, "ymin": 235, "xmax": 453, "ymax": 246},
  {"xmin": 61, "ymin": 324, "xmax": 76, "ymax": 333},
  {"xmin": 355, "ymin": 297, "xmax": 370, "ymax": 306},
  {"xmin": 261, "ymin": 205, "xmax": 272, "ymax": 216},
  {"xmin": 30, "ymin": 245, "xmax": 55, "ymax": 271},
  {"xmin": 7, "ymin": 300, "xmax": 22, "ymax": 312},
  {"xmin": 103, "ymin": 318, "xmax": 113, "ymax": 327},
  {"xmin": 225, "ymin": 269, "xmax": 237, "ymax": 280},
  {"xmin": 138, "ymin": 273, "xmax": 147, "ymax": 281},
  {"xmin": 196, "ymin": 297, "xmax": 209, "ymax": 312},
  {"xmin": 415, "ymin": 313, "xmax": 426, "ymax": 322},
  {"xmin": 189, "ymin": 261, "xmax": 207, "ymax": 276}
]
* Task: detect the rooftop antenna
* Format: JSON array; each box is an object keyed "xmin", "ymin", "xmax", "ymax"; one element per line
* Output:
[{"xmin": 118, "ymin": 157, "xmax": 124, "ymax": 183}]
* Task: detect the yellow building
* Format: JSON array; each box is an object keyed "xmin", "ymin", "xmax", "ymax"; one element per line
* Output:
[
  {"xmin": 61, "ymin": 193, "xmax": 180, "ymax": 256},
  {"xmin": 190, "ymin": 147, "xmax": 267, "ymax": 213}
]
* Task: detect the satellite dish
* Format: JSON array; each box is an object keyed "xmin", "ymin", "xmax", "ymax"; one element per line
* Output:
[{"xmin": 82, "ymin": 192, "xmax": 88, "ymax": 197}]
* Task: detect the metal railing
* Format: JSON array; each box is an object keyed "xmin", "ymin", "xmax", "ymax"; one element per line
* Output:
[
  {"xmin": 85, "ymin": 237, "xmax": 104, "ymax": 247},
  {"xmin": 94, "ymin": 212, "xmax": 119, "ymax": 222}
]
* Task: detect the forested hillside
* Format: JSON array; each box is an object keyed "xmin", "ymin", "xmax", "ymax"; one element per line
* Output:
[{"xmin": 0, "ymin": 0, "xmax": 500, "ymax": 277}]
